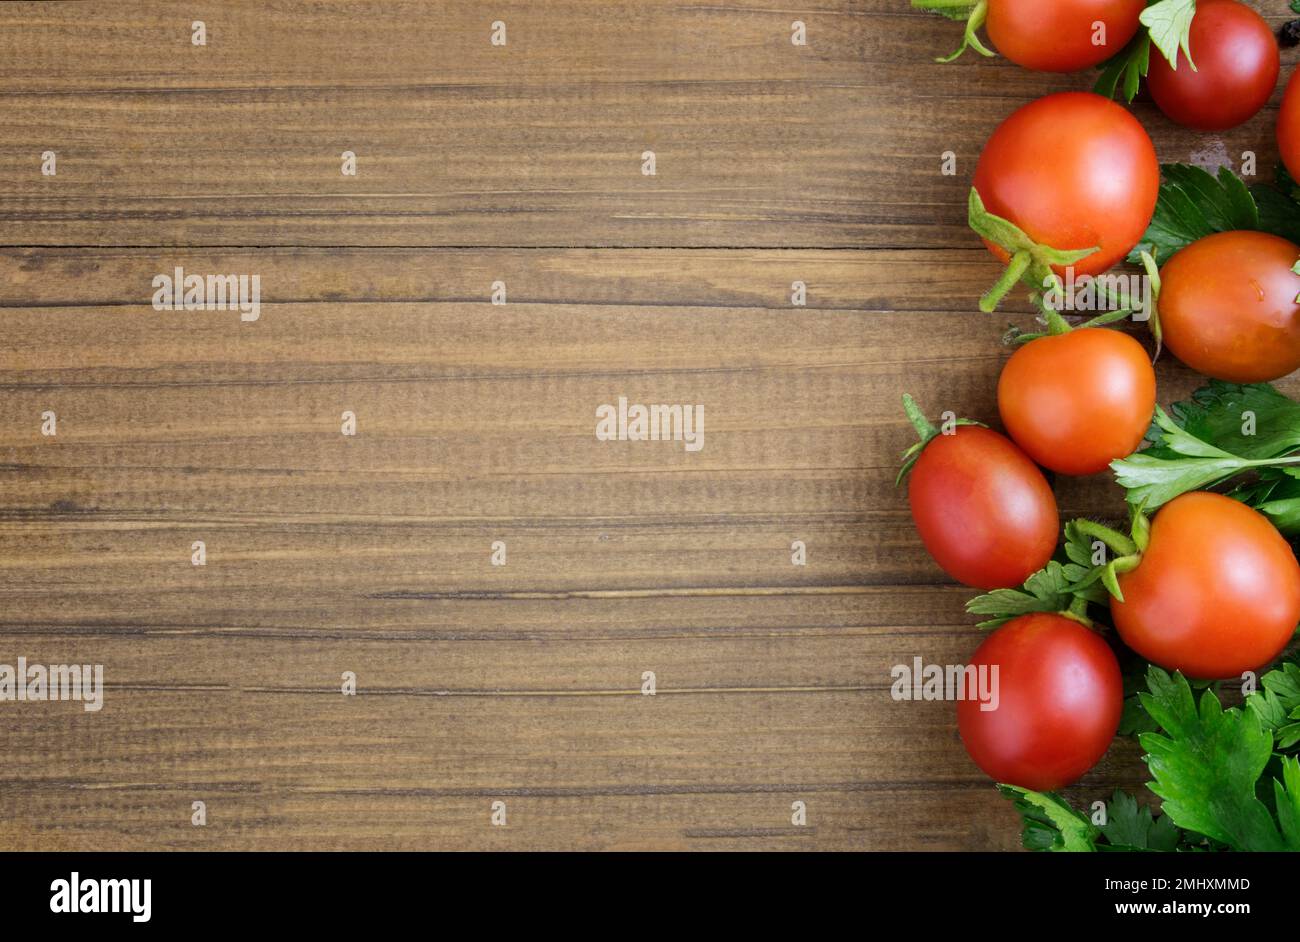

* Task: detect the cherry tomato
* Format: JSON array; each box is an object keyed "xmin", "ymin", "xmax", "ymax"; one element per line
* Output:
[
  {"xmin": 997, "ymin": 328, "xmax": 1156, "ymax": 476},
  {"xmin": 1146, "ymin": 0, "xmax": 1279, "ymax": 131},
  {"xmin": 1113, "ymin": 492, "xmax": 1300, "ymax": 680},
  {"xmin": 958, "ymin": 612, "xmax": 1123, "ymax": 791},
  {"xmin": 1279, "ymin": 67, "xmax": 1300, "ymax": 183},
  {"xmin": 1158, "ymin": 231, "xmax": 1300, "ymax": 383},
  {"xmin": 986, "ymin": 0, "xmax": 1145, "ymax": 72},
  {"xmin": 972, "ymin": 93, "xmax": 1160, "ymax": 276},
  {"xmin": 907, "ymin": 425, "xmax": 1058, "ymax": 590}
]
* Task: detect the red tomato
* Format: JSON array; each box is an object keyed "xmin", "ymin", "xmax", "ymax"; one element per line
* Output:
[
  {"xmin": 1158, "ymin": 231, "xmax": 1300, "ymax": 383},
  {"xmin": 907, "ymin": 425, "xmax": 1058, "ymax": 590},
  {"xmin": 1147, "ymin": 0, "xmax": 1279, "ymax": 131},
  {"xmin": 1279, "ymin": 66, "xmax": 1300, "ymax": 187},
  {"xmin": 997, "ymin": 328, "xmax": 1156, "ymax": 476},
  {"xmin": 972, "ymin": 93, "xmax": 1159, "ymax": 276},
  {"xmin": 958, "ymin": 613, "xmax": 1123, "ymax": 791},
  {"xmin": 1113, "ymin": 492, "xmax": 1300, "ymax": 679},
  {"xmin": 986, "ymin": 0, "xmax": 1145, "ymax": 72}
]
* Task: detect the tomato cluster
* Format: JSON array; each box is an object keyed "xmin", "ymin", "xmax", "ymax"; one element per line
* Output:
[{"xmin": 899, "ymin": 5, "xmax": 1300, "ymax": 793}]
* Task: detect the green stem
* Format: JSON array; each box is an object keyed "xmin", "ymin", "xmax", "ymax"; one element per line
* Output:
[
  {"xmin": 1042, "ymin": 305, "xmax": 1072, "ymax": 336},
  {"xmin": 967, "ymin": 188, "xmax": 1099, "ymax": 314},
  {"xmin": 979, "ymin": 250, "xmax": 1031, "ymax": 313},
  {"xmin": 911, "ymin": 0, "xmax": 993, "ymax": 62},
  {"xmin": 1139, "ymin": 250, "xmax": 1162, "ymax": 361},
  {"xmin": 1061, "ymin": 595, "xmax": 1094, "ymax": 629},
  {"xmin": 1071, "ymin": 519, "xmax": 1138, "ymax": 559},
  {"xmin": 902, "ymin": 393, "xmax": 938, "ymax": 443}
]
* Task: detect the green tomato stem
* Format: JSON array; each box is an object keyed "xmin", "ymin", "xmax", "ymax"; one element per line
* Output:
[
  {"xmin": 1139, "ymin": 250, "xmax": 1163, "ymax": 361},
  {"xmin": 911, "ymin": 0, "xmax": 993, "ymax": 62},
  {"xmin": 901, "ymin": 393, "xmax": 939, "ymax": 444},
  {"xmin": 979, "ymin": 250, "xmax": 1031, "ymax": 313},
  {"xmin": 1071, "ymin": 519, "xmax": 1138, "ymax": 559}
]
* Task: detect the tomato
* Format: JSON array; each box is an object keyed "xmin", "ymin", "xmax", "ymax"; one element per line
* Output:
[
  {"xmin": 997, "ymin": 328, "xmax": 1156, "ymax": 476},
  {"xmin": 1113, "ymin": 492, "xmax": 1300, "ymax": 680},
  {"xmin": 1279, "ymin": 66, "xmax": 1300, "ymax": 190},
  {"xmin": 907, "ymin": 425, "xmax": 1058, "ymax": 590},
  {"xmin": 1146, "ymin": 0, "xmax": 1279, "ymax": 131},
  {"xmin": 972, "ymin": 93, "xmax": 1159, "ymax": 277},
  {"xmin": 958, "ymin": 613, "xmax": 1123, "ymax": 791},
  {"xmin": 986, "ymin": 0, "xmax": 1145, "ymax": 72},
  {"xmin": 1158, "ymin": 231, "xmax": 1300, "ymax": 383}
]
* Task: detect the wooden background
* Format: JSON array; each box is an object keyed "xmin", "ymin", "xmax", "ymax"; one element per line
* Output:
[{"xmin": 1, "ymin": 0, "xmax": 1296, "ymax": 851}]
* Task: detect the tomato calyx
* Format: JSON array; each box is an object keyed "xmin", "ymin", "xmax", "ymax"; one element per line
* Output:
[
  {"xmin": 1070, "ymin": 510, "xmax": 1150, "ymax": 603},
  {"xmin": 968, "ymin": 188, "xmax": 1100, "ymax": 313},
  {"xmin": 910, "ymin": 0, "xmax": 995, "ymax": 63},
  {"xmin": 896, "ymin": 393, "xmax": 986, "ymax": 485},
  {"xmin": 1137, "ymin": 249, "xmax": 1163, "ymax": 360}
]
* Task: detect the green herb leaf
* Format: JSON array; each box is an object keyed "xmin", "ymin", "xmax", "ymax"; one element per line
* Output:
[
  {"xmin": 1094, "ymin": 32, "xmax": 1151, "ymax": 103},
  {"xmin": 1246, "ymin": 655, "xmax": 1300, "ymax": 750},
  {"xmin": 1140, "ymin": 0, "xmax": 1196, "ymax": 71},
  {"xmin": 1133, "ymin": 162, "xmax": 1300, "ymax": 266},
  {"xmin": 1100, "ymin": 788, "xmax": 1183, "ymax": 851},
  {"xmin": 1139, "ymin": 667, "xmax": 1297, "ymax": 851},
  {"xmin": 1129, "ymin": 165, "xmax": 1261, "ymax": 266},
  {"xmin": 964, "ymin": 561, "xmax": 1103, "ymax": 630},
  {"xmin": 997, "ymin": 786, "xmax": 1099, "ymax": 851},
  {"xmin": 1111, "ymin": 384, "xmax": 1300, "ymax": 509}
]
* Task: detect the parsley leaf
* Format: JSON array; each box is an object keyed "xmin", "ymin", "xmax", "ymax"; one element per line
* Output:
[
  {"xmin": 1139, "ymin": 667, "xmax": 1298, "ymax": 851},
  {"xmin": 1111, "ymin": 383, "xmax": 1300, "ymax": 509},
  {"xmin": 1228, "ymin": 471, "xmax": 1300, "ymax": 536},
  {"xmin": 997, "ymin": 786, "xmax": 1187, "ymax": 852},
  {"xmin": 965, "ymin": 560, "xmax": 1104, "ymax": 630},
  {"xmin": 1129, "ymin": 164, "xmax": 1260, "ymax": 266},
  {"xmin": 1140, "ymin": 0, "xmax": 1197, "ymax": 71},
  {"xmin": 1246, "ymin": 655, "xmax": 1300, "ymax": 750},
  {"xmin": 1095, "ymin": 32, "xmax": 1151, "ymax": 103},
  {"xmin": 1100, "ymin": 788, "xmax": 1184, "ymax": 851},
  {"xmin": 997, "ymin": 786, "xmax": 1099, "ymax": 851}
]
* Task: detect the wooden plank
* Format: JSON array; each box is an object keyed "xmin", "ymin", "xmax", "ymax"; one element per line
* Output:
[
  {"xmin": 0, "ymin": 2, "xmax": 1291, "ymax": 247},
  {"xmin": 0, "ymin": 244, "xmax": 1267, "ymax": 849}
]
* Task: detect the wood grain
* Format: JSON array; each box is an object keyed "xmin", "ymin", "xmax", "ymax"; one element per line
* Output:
[
  {"xmin": 0, "ymin": 1, "xmax": 1295, "ymax": 851},
  {"xmin": 0, "ymin": 1, "xmax": 1293, "ymax": 247}
]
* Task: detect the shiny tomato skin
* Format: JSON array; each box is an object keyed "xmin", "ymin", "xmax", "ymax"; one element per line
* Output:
[
  {"xmin": 1279, "ymin": 67, "xmax": 1300, "ymax": 183},
  {"xmin": 973, "ymin": 93, "xmax": 1159, "ymax": 276},
  {"xmin": 907, "ymin": 426, "xmax": 1058, "ymax": 590},
  {"xmin": 1158, "ymin": 231, "xmax": 1300, "ymax": 383},
  {"xmin": 986, "ymin": 0, "xmax": 1144, "ymax": 72},
  {"xmin": 1113, "ymin": 492, "xmax": 1300, "ymax": 680},
  {"xmin": 997, "ymin": 328, "xmax": 1156, "ymax": 476},
  {"xmin": 958, "ymin": 613, "xmax": 1123, "ymax": 791},
  {"xmin": 1147, "ymin": 0, "xmax": 1279, "ymax": 131}
]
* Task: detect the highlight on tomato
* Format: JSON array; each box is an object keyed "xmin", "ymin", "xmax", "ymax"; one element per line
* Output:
[
  {"xmin": 957, "ymin": 612, "xmax": 1123, "ymax": 792},
  {"xmin": 1146, "ymin": 0, "xmax": 1279, "ymax": 131},
  {"xmin": 969, "ymin": 92, "xmax": 1160, "ymax": 313},
  {"xmin": 1095, "ymin": 492, "xmax": 1300, "ymax": 680},
  {"xmin": 898, "ymin": 395, "xmax": 1058, "ymax": 590},
  {"xmin": 911, "ymin": 0, "xmax": 1144, "ymax": 72},
  {"xmin": 997, "ymin": 322, "xmax": 1156, "ymax": 477},
  {"xmin": 1153, "ymin": 231, "xmax": 1300, "ymax": 383}
]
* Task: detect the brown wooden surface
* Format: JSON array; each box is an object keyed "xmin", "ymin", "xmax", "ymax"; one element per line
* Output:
[{"xmin": 0, "ymin": 1, "xmax": 1295, "ymax": 851}]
